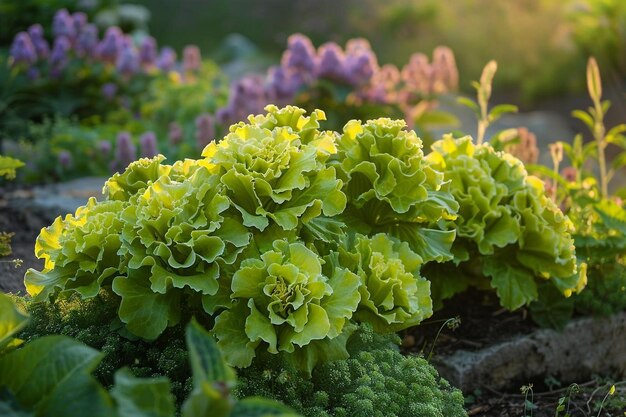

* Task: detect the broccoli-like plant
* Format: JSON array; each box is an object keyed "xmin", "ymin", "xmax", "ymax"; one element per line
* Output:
[
  {"xmin": 425, "ymin": 135, "xmax": 583, "ymax": 310},
  {"xmin": 236, "ymin": 324, "xmax": 467, "ymax": 417}
]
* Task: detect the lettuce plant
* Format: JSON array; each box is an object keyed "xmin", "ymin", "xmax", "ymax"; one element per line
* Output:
[
  {"xmin": 425, "ymin": 135, "xmax": 583, "ymax": 310},
  {"xmin": 337, "ymin": 234, "xmax": 432, "ymax": 333},
  {"xmin": 26, "ymin": 105, "xmax": 578, "ymax": 375},
  {"xmin": 334, "ymin": 117, "xmax": 458, "ymax": 263},
  {"xmin": 213, "ymin": 239, "xmax": 360, "ymax": 374},
  {"xmin": 202, "ymin": 105, "xmax": 346, "ymax": 232}
]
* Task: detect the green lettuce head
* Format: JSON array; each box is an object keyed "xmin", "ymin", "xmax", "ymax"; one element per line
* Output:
[
  {"xmin": 113, "ymin": 163, "xmax": 251, "ymax": 339},
  {"xmin": 25, "ymin": 198, "xmax": 126, "ymax": 300},
  {"xmin": 426, "ymin": 135, "xmax": 582, "ymax": 310},
  {"xmin": 202, "ymin": 105, "xmax": 346, "ymax": 232},
  {"xmin": 340, "ymin": 234, "xmax": 432, "ymax": 332},
  {"xmin": 212, "ymin": 239, "xmax": 360, "ymax": 374},
  {"xmin": 334, "ymin": 118, "xmax": 458, "ymax": 262}
]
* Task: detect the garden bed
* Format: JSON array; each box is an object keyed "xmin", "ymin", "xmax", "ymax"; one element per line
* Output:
[{"xmin": 2, "ymin": 185, "xmax": 624, "ymax": 417}]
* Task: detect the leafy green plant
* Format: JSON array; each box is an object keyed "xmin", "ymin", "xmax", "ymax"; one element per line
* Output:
[
  {"xmin": 25, "ymin": 105, "xmax": 459, "ymax": 376},
  {"xmin": 527, "ymin": 58, "xmax": 626, "ymax": 327},
  {"xmin": 236, "ymin": 323, "xmax": 467, "ymax": 417},
  {"xmin": 425, "ymin": 135, "xmax": 583, "ymax": 310},
  {"xmin": 0, "ymin": 155, "xmax": 25, "ymax": 179},
  {"xmin": 1, "ymin": 293, "xmax": 300, "ymax": 417}
]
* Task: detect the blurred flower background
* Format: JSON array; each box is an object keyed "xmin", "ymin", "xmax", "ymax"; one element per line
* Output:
[{"xmin": 1, "ymin": 0, "xmax": 625, "ymax": 184}]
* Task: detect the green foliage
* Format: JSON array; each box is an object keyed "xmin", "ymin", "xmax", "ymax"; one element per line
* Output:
[
  {"xmin": 333, "ymin": 117, "xmax": 458, "ymax": 262},
  {"xmin": 27, "ymin": 105, "xmax": 456, "ymax": 375},
  {"xmin": 213, "ymin": 239, "xmax": 360, "ymax": 373},
  {"xmin": 0, "ymin": 293, "xmax": 28, "ymax": 351},
  {"xmin": 1, "ymin": 293, "xmax": 299, "ymax": 417},
  {"xmin": 236, "ymin": 324, "xmax": 467, "ymax": 417},
  {"xmin": 0, "ymin": 155, "xmax": 24, "ymax": 179},
  {"xmin": 18, "ymin": 291, "xmax": 194, "ymax": 403},
  {"xmin": 337, "ymin": 233, "xmax": 432, "ymax": 333},
  {"xmin": 425, "ymin": 135, "xmax": 582, "ymax": 310}
]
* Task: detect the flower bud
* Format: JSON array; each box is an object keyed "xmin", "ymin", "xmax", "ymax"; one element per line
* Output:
[
  {"xmin": 281, "ymin": 33, "xmax": 316, "ymax": 76},
  {"xmin": 139, "ymin": 36, "xmax": 157, "ymax": 67},
  {"xmin": 116, "ymin": 42, "xmax": 140, "ymax": 77},
  {"xmin": 183, "ymin": 44, "xmax": 201, "ymax": 72},
  {"xmin": 168, "ymin": 122, "xmax": 183, "ymax": 145},
  {"xmin": 97, "ymin": 27, "xmax": 123, "ymax": 64},
  {"xmin": 52, "ymin": 9, "xmax": 76, "ymax": 40},
  {"xmin": 111, "ymin": 132, "xmax": 137, "ymax": 172},
  {"xmin": 315, "ymin": 42, "xmax": 346, "ymax": 82},
  {"xmin": 75, "ymin": 24, "xmax": 98, "ymax": 58},
  {"xmin": 195, "ymin": 113, "xmax": 215, "ymax": 149},
  {"xmin": 10, "ymin": 32, "xmax": 37, "ymax": 67},
  {"xmin": 139, "ymin": 131, "xmax": 159, "ymax": 158},
  {"xmin": 28, "ymin": 24, "xmax": 50, "ymax": 59}
]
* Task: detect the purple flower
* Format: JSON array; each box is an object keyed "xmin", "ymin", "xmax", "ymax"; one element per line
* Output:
[
  {"xmin": 52, "ymin": 9, "xmax": 76, "ymax": 40},
  {"xmin": 401, "ymin": 53, "xmax": 433, "ymax": 95},
  {"xmin": 215, "ymin": 107, "xmax": 233, "ymax": 126},
  {"xmin": 72, "ymin": 12, "xmax": 88, "ymax": 33},
  {"xmin": 111, "ymin": 132, "xmax": 137, "ymax": 172},
  {"xmin": 27, "ymin": 67, "xmax": 40, "ymax": 80},
  {"xmin": 58, "ymin": 150, "xmax": 72, "ymax": 169},
  {"xmin": 97, "ymin": 140, "xmax": 112, "ymax": 155},
  {"xmin": 344, "ymin": 38, "xmax": 378, "ymax": 87},
  {"xmin": 183, "ymin": 45, "xmax": 201, "ymax": 72},
  {"xmin": 139, "ymin": 36, "xmax": 157, "ymax": 67},
  {"xmin": 139, "ymin": 131, "xmax": 159, "ymax": 158},
  {"xmin": 50, "ymin": 36, "xmax": 71, "ymax": 76},
  {"xmin": 224, "ymin": 75, "xmax": 268, "ymax": 123},
  {"xmin": 75, "ymin": 24, "xmax": 98, "ymax": 58},
  {"xmin": 27, "ymin": 24, "xmax": 44, "ymax": 39},
  {"xmin": 97, "ymin": 27, "xmax": 124, "ymax": 64},
  {"xmin": 116, "ymin": 42, "xmax": 140, "ymax": 77},
  {"xmin": 431, "ymin": 46, "xmax": 458, "ymax": 93},
  {"xmin": 10, "ymin": 32, "xmax": 37, "ymax": 67},
  {"xmin": 195, "ymin": 113, "xmax": 215, "ymax": 149},
  {"xmin": 281, "ymin": 33, "xmax": 316, "ymax": 76},
  {"xmin": 28, "ymin": 24, "xmax": 49, "ymax": 59},
  {"xmin": 266, "ymin": 66, "xmax": 301, "ymax": 104},
  {"xmin": 156, "ymin": 47, "xmax": 177, "ymax": 72},
  {"xmin": 315, "ymin": 42, "xmax": 346, "ymax": 82},
  {"xmin": 102, "ymin": 82, "xmax": 118, "ymax": 101},
  {"xmin": 168, "ymin": 122, "xmax": 183, "ymax": 145}
]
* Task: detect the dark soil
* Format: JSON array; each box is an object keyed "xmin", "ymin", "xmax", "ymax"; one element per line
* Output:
[{"xmin": 0, "ymin": 198, "xmax": 43, "ymax": 294}]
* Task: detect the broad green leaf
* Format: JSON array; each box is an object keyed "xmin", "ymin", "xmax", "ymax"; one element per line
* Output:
[
  {"xmin": 181, "ymin": 381, "xmax": 232, "ymax": 417},
  {"xmin": 110, "ymin": 368, "xmax": 175, "ymax": 417},
  {"xmin": 186, "ymin": 319, "xmax": 236, "ymax": 385},
  {"xmin": 0, "ymin": 336, "xmax": 113, "ymax": 417},
  {"xmin": 112, "ymin": 273, "xmax": 181, "ymax": 340},
  {"xmin": 571, "ymin": 110, "xmax": 594, "ymax": 131},
  {"xmin": 488, "ymin": 104, "xmax": 518, "ymax": 122},
  {"xmin": 456, "ymin": 97, "xmax": 479, "ymax": 115},
  {"xmin": 415, "ymin": 110, "xmax": 460, "ymax": 128},
  {"xmin": 484, "ymin": 258, "xmax": 538, "ymax": 310},
  {"xmin": 0, "ymin": 294, "xmax": 28, "ymax": 350}
]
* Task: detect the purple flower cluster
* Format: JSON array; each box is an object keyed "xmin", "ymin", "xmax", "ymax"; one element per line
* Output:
[
  {"xmin": 214, "ymin": 33, "xmax": 459, "ymax": 127},
  {"xmin": 9, "ymin": 9, "xmax": 200, "ymax": 82},
  {"xmin": 110, "ymin": 131, "xmax": 137, "ymax": 173},
  {"xmin": 195, "ymin": 113, "xmax": 215, "ymax": 149}
]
